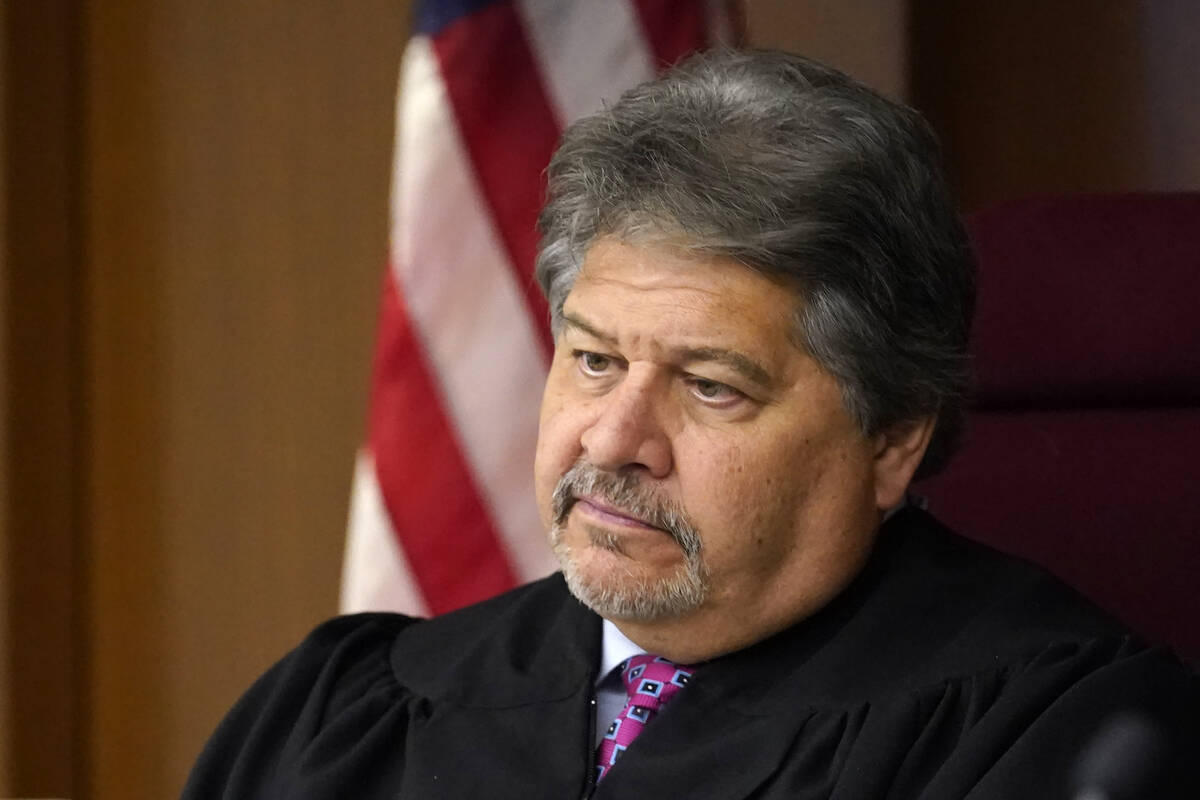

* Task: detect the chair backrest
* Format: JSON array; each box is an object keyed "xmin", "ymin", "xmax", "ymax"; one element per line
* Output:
[{"xmin": 916, "ymin": 194, "xmax": 1200, "ymax": 662}]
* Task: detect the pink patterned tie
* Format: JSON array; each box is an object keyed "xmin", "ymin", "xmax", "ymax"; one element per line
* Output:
[{"xmin": 595, "ymin": 654, "xmax": 695, "ymax": 782}]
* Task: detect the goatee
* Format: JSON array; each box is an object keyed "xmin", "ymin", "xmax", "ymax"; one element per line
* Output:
[{"xmin": 549, "ymin": 461, "xmax": 709, "ymax": 620}]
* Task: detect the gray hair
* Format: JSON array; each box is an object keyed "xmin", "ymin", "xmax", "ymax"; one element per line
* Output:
[{"xmin": 535, "ymin": 49, "xmax": 975, "ymax": 478}]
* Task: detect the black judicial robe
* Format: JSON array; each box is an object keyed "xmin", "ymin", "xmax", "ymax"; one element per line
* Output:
[{"xmin": 182, "ymin": 509, "xmax": 1200, "ymax": 798}]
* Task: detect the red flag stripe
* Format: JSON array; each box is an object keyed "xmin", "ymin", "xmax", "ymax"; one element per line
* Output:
[
  {"xmin": 389, "ymin": 36, "xmax": 554, "ymax": 592},
  {"xmin": 432, "ymin": 2, "xmax": 560, "ymax": 355},
  {"xmin": 368, "ymin": 269, "xmax": 518, "ymax": 614}
]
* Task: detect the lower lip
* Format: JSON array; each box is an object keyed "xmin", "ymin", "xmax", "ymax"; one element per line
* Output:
[{"xmin": 575, "ymin": 499, "xmax": 661, "ymax": 531}]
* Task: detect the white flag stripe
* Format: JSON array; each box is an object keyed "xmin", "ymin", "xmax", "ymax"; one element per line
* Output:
[
  {"xmin": 517, "ymin": 0, "xmax": 655, "ymax": 126},
  {"xmin": 341, "ymin": 450, "xmax": 430, "ymax": 615},
  {"xmin": 391, "ymin": 38, "xmax": 557, "ymax": 583}
]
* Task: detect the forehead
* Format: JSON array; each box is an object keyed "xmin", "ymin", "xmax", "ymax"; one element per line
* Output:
[{"xmin": 564, "ymin": 239, "xmax": 802, "ymax": 349}]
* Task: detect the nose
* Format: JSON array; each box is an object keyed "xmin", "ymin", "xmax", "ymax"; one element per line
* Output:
[{"xmin": 579, "ymin": 371, "xmax": 672, "ymax": 478}]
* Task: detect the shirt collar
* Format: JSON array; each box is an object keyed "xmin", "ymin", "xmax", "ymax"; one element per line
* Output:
[{"xmin": 597, "ymin": 618, "xmax": 644, "ymax": 685}]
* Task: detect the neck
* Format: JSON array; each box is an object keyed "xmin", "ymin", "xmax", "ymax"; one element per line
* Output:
[{"xmin": 608, "ymin": 561, "xmax": 868, "ymax": 663}]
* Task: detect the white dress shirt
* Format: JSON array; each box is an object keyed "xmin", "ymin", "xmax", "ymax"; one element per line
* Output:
[{"xmin": 593, "ymin": 619, "xmax": 644, "ymax": 743}]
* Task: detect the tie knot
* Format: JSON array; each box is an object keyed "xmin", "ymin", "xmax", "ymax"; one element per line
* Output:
[{"xmin": 620, "ymin": 654, "xmax": 694, "ymax": 713}]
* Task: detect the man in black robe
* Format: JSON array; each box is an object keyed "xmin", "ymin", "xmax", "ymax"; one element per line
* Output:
[{"xmin": 183, "ymin": 50, "xmax": 1199, "ymax": 798}]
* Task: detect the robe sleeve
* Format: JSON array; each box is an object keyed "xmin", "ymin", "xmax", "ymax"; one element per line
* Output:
[
  {"xmin": 920, "ymin": 640, "xmax": 1200, "ymax": 799},
  {"xmin": 180, "ymin": 613, "xmax": 418, "ymax": 800}
]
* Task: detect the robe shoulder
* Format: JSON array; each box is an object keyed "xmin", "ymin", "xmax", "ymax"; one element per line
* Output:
[
  {"xmin": 180, "ymin": 576, "xmax": 593, "ymax": 800},
  {"xmin": 180, "ymin": 612, "xmax": 418, "ymax": 799}
]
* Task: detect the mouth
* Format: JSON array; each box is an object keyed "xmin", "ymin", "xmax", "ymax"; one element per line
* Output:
[
  {"xmin": 550, "ymin": 461, "xmax": 703, "ymax": 560},
  {"xmin": 573, "ymin": 495, "xmax": 663, "ymax": 531}
]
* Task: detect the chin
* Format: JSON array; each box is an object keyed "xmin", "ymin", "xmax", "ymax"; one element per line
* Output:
[{"xmin": 551, "ymin": 523, "xmax": 709, "ymax": 620}]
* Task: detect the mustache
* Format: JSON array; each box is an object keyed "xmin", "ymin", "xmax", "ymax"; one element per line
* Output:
[{"xmin": 551, "ymin": 461, "xmax": 702, "ymax": 558}]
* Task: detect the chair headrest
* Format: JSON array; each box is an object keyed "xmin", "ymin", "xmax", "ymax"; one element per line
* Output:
[{"xmin": 967, "ymin": 194, "xmax": 1200, "ymax": 409}]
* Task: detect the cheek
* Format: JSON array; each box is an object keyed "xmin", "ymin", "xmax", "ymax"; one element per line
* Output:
[
  {"xmin": 682, "ymin": 432, "xmax": 792, "ymax": 504},
  {"xmin": 676, "ymin": 440, "xmax": 767, "ymax": 542},
  {"xmin": 708, "ymin": 464, "xmax": 799, "ymax": 556},
  {"xmin": 680, "ymin": 432, "xmax": 840, "ymax": 560},
  {"xmin": 533, "ymin": 383, "xmax": 584, "ymax": 527}
]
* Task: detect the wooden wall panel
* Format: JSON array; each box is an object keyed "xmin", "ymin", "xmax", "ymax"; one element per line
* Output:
[
  {"xmin": 0, "ymin": 1, "xmax": 10, "ymax": 790},
  {"xmin": 909, "ymin": 1, "xmax": 1200, "ymax": 210},
  {"xmin": 2, "ymin": 0, "xmax": 83, "ymax": 795},
  {"xmin": 84, "ymin": 2, "xmax": 406, "ymax": 797},
  {"xmin": 745, "ymin": 0, "xmax": 908, "ymax": 98},
  {"xmin": 84, "ymin": 4, "xmax": 169, "ymax": 795}
]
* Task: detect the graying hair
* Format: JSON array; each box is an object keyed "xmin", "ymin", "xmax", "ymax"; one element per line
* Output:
[{"xmin": 535, "ymin": 49, "xmax": 975, "ymax": 478}]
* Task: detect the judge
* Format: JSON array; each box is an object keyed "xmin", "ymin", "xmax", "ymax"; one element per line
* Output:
[{"xmin": 183, "ymin": 49, "xmax": 1199, "ymax": 798}]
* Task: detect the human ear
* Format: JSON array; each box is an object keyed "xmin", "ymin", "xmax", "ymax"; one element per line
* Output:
[{"xmin": 871, "ymin": 416, "xmax": 936, "ymax": 511}]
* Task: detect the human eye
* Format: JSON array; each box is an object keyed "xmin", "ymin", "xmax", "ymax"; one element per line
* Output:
[
  {"xmin": 573, "ymin": 350, "xmax": 616, "ymax": 378},
  {"xmin": 686, "ymin": 376, "xmax": 745, "ymax": 407}
]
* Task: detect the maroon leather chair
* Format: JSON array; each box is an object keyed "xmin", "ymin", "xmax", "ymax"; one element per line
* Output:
[{"xmin": 916, "ymin": 194, "xmax": 1200, "ymax": 663}]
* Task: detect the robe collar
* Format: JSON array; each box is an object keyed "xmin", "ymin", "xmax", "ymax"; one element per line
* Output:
[{"xmin": 389, "ymin": 510, "xmax": 928, "ymax": 711}]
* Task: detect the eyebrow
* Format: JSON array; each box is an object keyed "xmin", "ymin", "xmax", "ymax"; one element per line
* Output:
[
  {"xmin": 562, "ymin": 312, "xmax": 775, "ymax": 390},
  {"xmin": 676, "ymin": 346, "xmax": 775, "ymax": 390},
  {"xmin": 562, "ymin": 312, "xmax": 617, "ymax": 346}
]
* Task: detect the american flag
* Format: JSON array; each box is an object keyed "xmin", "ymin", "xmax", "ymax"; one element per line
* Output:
[{"xmin": 341, "ymin": 0, "xmax": 740, "ymax": 616}]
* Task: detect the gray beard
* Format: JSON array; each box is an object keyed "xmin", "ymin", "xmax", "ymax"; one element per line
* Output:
[{"xmin": 549, "ymin": 461, "xmax": 709, "ymax": 620}]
